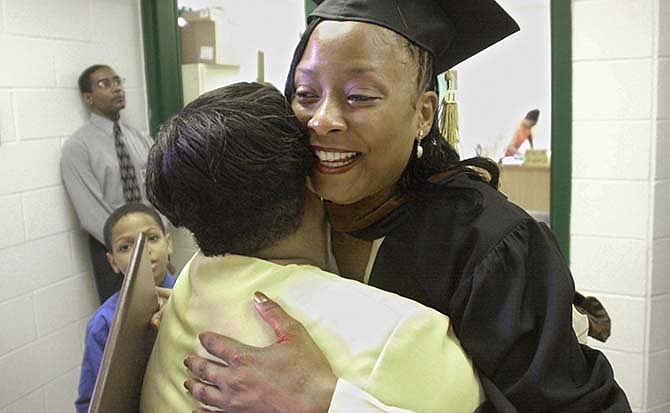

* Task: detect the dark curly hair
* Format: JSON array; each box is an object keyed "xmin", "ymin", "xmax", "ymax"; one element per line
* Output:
[
  {"xmin": 146, "ymin": 82, "xmax": 314, "ymax": 257},
  {"xmin": 284, "ymin": 18, "xmax": 499, "ymax": 195}
]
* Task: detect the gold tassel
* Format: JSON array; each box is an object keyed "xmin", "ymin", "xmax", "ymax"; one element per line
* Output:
[{"xmin": 439, "ymin": 70, "xmax": 459, "ymax": 153}]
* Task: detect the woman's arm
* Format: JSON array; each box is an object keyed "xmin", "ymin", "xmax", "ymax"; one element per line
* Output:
[
  {"xmin": 185, "ymin": 293, "xmax": 419, "ymax": 413},
  {"xmin": 185, "ymin": 293, "xmax": 337, "ymax": 413}
]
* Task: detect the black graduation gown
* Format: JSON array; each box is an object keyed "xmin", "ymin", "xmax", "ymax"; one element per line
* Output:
[{"xmin": 351, "ymin": 174, "xmax": 631, "ymax": 413}]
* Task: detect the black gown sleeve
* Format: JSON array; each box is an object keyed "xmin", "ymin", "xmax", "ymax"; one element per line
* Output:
[{"xmin": 448, "ymin": 219, "xmax": 631, "ymax": 412}]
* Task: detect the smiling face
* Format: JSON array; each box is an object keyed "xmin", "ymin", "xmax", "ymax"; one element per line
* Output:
[
  {"xmin": 291, "ymin": 21, "xmax": 437, "ymax": 205},
  {"xmin": 106, "ymin": 212, "xmax": 173, "ymax": 286},
  {"xmin": 83, "ymin": 66, "xmax": 126, "ymax": 121}
]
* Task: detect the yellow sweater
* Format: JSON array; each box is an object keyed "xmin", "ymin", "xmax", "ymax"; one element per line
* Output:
[{"xmin": 141, "ymin": 253, "xmax": 484, "ymax": 413}]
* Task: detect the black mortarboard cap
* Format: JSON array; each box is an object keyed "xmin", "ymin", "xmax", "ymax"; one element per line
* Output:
[{"xmin": 309, "ymin": 0, "xmax": 520, "ymax": 73}]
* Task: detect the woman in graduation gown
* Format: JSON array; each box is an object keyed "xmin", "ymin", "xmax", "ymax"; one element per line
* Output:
[{"xmin": 184, "ymin": 1, "xmax": 631, "ymax": 411}]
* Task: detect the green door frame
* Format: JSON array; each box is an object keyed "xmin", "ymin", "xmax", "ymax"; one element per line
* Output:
[
  {"xmin": 305, "ymin": 0, "xmax": 317, "ymax": 16},
  {"xmin": 141, "ymin": 0, "xmax": 183, "ymax": 136},
  {"xmin": 550, "ymin": 0, "xmax": 572, "ymax": 258},
  {"xmin": 140, "ymin": 0, "xmax": 572, "ymax": 258}
]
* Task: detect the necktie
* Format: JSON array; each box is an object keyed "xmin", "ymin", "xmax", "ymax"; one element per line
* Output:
[{"xmin": 113, "ymin": 122, "xmax": 142, "ymax": 203}]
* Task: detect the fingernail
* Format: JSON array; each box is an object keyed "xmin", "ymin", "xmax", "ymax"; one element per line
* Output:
[
  {"xmin": 183, "ymin": 357, "xmax": 189, "ymax": 368},
  {"xmin": 152, "ymin": 318, "xmax": 160, "ymax": 329},
  {"xmin": 253, "ymin": 291, "xmax": 269, "ymax": 304},
  {"xmin": 183, "ymin": 380, "xmax": 190, "ymax": 391}
]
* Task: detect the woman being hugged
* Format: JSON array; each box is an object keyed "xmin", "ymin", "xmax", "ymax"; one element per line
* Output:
[{"xmin": 186, "ymin": 1, "xmax": 631, "ymax": 412}]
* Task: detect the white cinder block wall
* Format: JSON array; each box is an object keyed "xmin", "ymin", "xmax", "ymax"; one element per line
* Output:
[
  {"xmin": 571, "ymin": 0, "xmax": 670, "ymax": 412},
  {"xmin": 0, "ymin": 0, "xmax": 149, "ymax": 411}
]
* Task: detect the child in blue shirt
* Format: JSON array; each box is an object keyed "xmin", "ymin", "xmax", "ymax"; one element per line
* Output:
[{"xmin": 75, "ymin": 203, "xmax": 176, "ymax": 413}]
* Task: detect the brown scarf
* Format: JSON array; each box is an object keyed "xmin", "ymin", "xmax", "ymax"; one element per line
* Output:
[
  {"xmin": 326, "ymin": 169, "xmax": 467, "ymax": 234},
  {"xmin": 325, "ymin": 185, "xmax": 413, "ymax": 233},
  {"xmin": 324, "ymin": 186, "xmax": 410, "ymax": 280},
  {"xmin": 324, "ymin": 170, "xmax": 463, "ymax": 281}
]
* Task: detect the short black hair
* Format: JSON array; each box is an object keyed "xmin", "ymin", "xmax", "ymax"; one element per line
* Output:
[
  {"xmin": 146, "ymin": 82, "xmax": 314, "ymax": 257},
  {"xmin": 78, "ymin": 64, "xmax": 110, "ymax": 94},
  {"xmin": 103, "ymin": 203, "xmax": 166, "ymax": 251}
]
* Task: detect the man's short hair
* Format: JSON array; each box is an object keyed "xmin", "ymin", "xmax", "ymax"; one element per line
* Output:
[
  {"xmin": 103, "ymin": 203, "xmax": 166, "ymax": 251},
  {"xmin": 146, "ymin": 82, "xmax": 313, "ymax": 257},
  {"xmin": 78, "ymin": 64, "xmax": 110, "ymax": 94}
]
